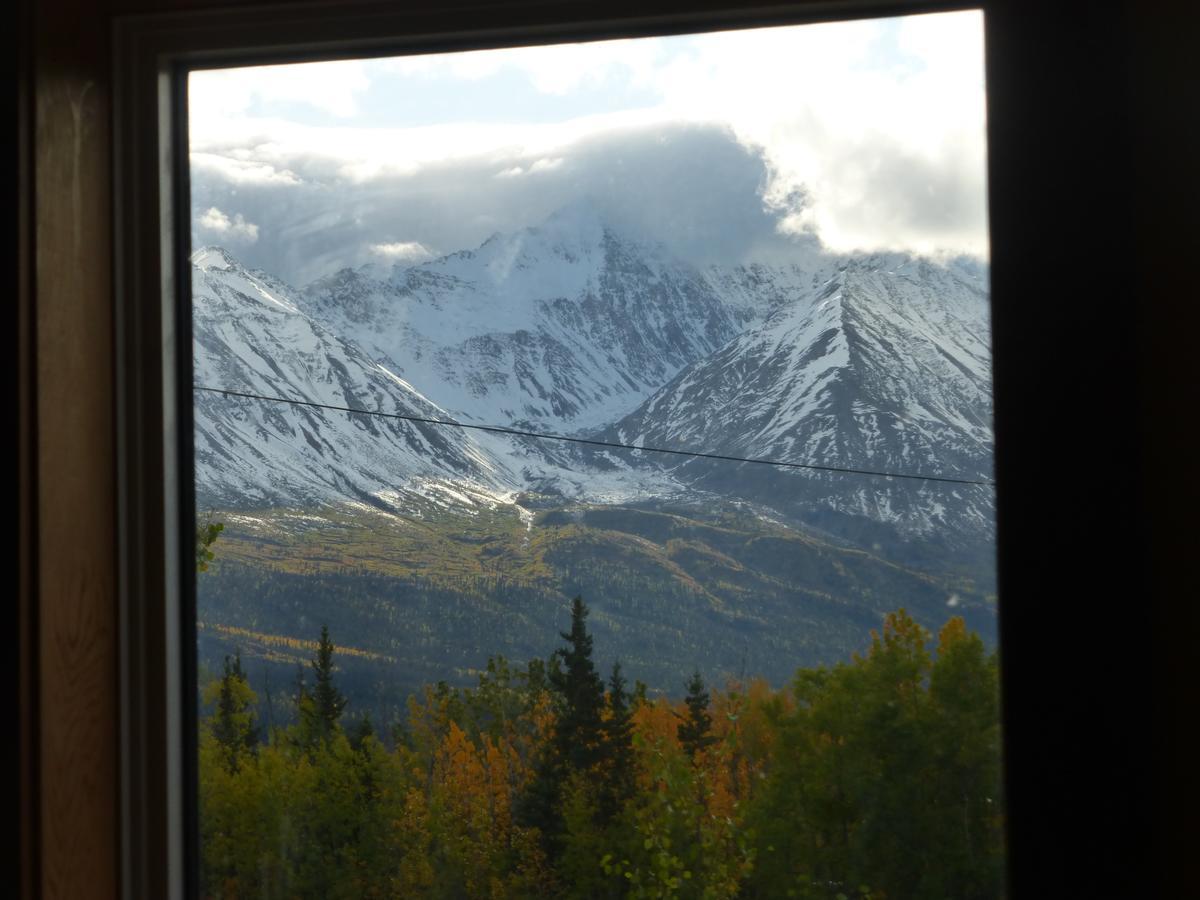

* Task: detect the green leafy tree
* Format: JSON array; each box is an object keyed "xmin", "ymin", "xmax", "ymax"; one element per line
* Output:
[
  {"xmin": 847, "ymin": 609, "xmax": 936, "ymax": 896},
  {"xmin": 744, "ymin": 609, "xmax": 1006, "ymax": 900},
  {"xmin": 195, "ymin": 512, "xmax": 224, "ymax": 573},
  {"xmin": 192, "ymin": 609, "xmax": 1004, "ymax": 900},
  {"xmin": 922, "ymin": 618, "xmax": 1005, "ymax": 899},
  {"xmin": 604, "ymin": 734, "xmax": 752, "ymax": 900},
  {"xmin": 559, "ymin": 772, "xmax": 627, "ymax": 900}
]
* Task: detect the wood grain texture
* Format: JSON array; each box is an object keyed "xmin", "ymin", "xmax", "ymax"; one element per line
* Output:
[
  {"xmin": 34, "ymin": 0, "xmax": 119, "ymax": 896},
  {"xmin": 17, "ymin": 0, "xmax": 40, "ymax": 897}
]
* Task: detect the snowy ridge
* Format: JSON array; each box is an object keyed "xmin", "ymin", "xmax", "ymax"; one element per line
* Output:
[
  {"xmin": 300, "ymin": 200, "xmax": 762, "ymax": 433},
  {"xmin": 192, "ymin": 248, "xmax": 517, "ymax": 510},
  {"xmin": 191, "ymin": 243, "xmax": 695, "ymax": 513},
  {"xmin": 192, "ymin": 205, "xmax": 994, "ymax": 544},
  {"xmin": 607, "ymin": 253, "xmax": 993, "ymax": 536}
]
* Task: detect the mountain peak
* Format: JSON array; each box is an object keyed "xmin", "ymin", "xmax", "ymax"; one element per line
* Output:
[
  {"xmin": 191, "ymin": 246, "xmax": 243, "ymax": 272},
  {"xmin": 534, "ymin": 196, "xmax": 611, "ymax": 241}
]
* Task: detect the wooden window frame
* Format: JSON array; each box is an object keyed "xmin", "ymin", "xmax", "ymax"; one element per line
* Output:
[{"xmin": 105, "ymin": 1, "xmax": 1183, "ymax": 898}]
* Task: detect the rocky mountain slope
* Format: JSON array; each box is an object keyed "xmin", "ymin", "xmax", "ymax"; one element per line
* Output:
[
  {"xmin": 192, "ymin": 246, "xmax": 518, "ymax": 511},
  {"xmin": 607, "ymin": 253, "xmax": 994, "ymax": 540},
  {"xmin": 299, "ymin": 199, "xmax": 774, "ymax": 434},
  {"xmin": 193, "ymin": 206, "xmax": 994, "ymax": 542}
]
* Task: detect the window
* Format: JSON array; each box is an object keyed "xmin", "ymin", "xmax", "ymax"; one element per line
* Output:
[
  {"xmin": 35, "ymin": 1, "xmax": 1179, "ymax": 899},
  {"xmin": 170, "ymin": 11, "xmax": 1005, "ymax": 898},
  {"xmin": 166, "ymin": 10, "xmax": 1003, "ymax": 897}
]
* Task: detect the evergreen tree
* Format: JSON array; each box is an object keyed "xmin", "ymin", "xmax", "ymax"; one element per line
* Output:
[
  {"xmin": 550, "ymin": 596, "xmax": 606, "ymax": 770},
  {"xmin": 678, "ymin": 669, "xmax": 717, "ymax": 761},
  {"xmin": 209, "ymin": 653, "xmax": 259, "ymax": 773},
  {"xmin": 524, "ymin": 656, "xmax": 550, "ymax": 696},
  {"xmin": 350, "ymin": 713, "xmax": 375, "ymax": 753},
  {"xmin": 298, "ymin": 624, "xmax": 347, "ymax": 747},
  {"xmin": 600, "ymin": 660, "xmax": 636, "ymax": 823},
  {"xmin": 518, "ymin": 596, "xmax": 606, "ymax": 855}
]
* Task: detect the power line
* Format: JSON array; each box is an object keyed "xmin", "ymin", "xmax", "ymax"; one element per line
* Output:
[{"xmin": 194, "ymin": 385, "xmax": 996, "ymax": 487}]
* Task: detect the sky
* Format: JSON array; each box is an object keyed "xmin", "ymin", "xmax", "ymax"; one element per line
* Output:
[{"xmin": 189, "ymin": 10, "xmax": 988, "ymax": 285}]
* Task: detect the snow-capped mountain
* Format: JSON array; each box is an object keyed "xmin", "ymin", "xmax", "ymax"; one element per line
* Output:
[
  {"xmin": 191, "ymin": 243, "xmax": 699, "ymax": 512},
  {"xmin": 191, "ymin": 247, "xmax": 519, "ymax": 510},
  {"xmin": 300, "ymin": 199, "xmax": 767, "ymax": 434},
  {"xmin": 192, "ymin": 204, "xmax": 994, "ymax": 546},
  {"xmin": 607, "ymin": 254, "xmax": 994, "ymax": 537}
]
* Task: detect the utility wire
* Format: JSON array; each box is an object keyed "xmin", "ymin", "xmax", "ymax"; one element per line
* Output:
[{"xmin": 194, "ymin": 385, "xmax": 996, "ymax": 487}]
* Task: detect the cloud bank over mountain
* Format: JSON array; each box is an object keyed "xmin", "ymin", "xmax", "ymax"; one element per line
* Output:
[
  {"xmin": 188, "ymin": 11, "xmax": 988, "ymax": 285},
  {"xmin": 191, "ymin": 123, "xmax": 823, "ymax": 284}
]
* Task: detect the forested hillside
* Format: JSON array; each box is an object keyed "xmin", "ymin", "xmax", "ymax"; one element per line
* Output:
[
  {"xmin": 199, "ymin": 603, "xmax": 1003, "ymax": 899},
  {"xmin": 197, "ymin": 500, "xmax": 995, "ymax": 723}
]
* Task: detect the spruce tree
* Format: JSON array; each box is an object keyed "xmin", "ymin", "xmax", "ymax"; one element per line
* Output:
[
  {"xmin": 677, "ymin": 669, "xmax": 717, "ymax": 761},
  {"xmin": 518, "ymin": 596, "xmax": 606, "ymax": 853},
  {"xmin": 350, "ymin": 713, "xmax": 375, "ymax": 753},
  {"xmin": 211, "ymin": 654, "xmax": 259, "ymax": 773},
  {"xmin": 549, "ymin": 596, "xmax": 606, "ymax": 771},
  {"xmin": 600, "ymin": 660, "xmax": 636, "ymax": 823},
  {"xmin": 299, "ymin": 624, "xmax": 347, "ymax": 745}
]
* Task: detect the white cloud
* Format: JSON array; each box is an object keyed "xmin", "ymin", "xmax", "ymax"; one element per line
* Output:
[
  {"xmin": 369, "ymin": 241, "xmax": 433, "ymax": 262},
  {"xmin": 196, "ymin": 206, "xmax": 259, "ymax": 242},
  {"xmin": 190, "ymin": 108, "xmax": 668, "ymax": 184},
  {"xmin": 188, "ymin": 10, "xmax": 989, "ymax": 261},
  {"xmin": 189, "ymin": 59, "xmax": 372, "ymax": 121},
  {"xmin": 191, "ymin": 152, "xmax": 302, "ymax": 186},
  {"xmin": 498, "ymin": 157, "xmax": 565, "ymax": 177},
  {"xmin": 645, "ymin": 12, "xmax": 989, "ymax": 257},
  {"xmin": 378, "ymin": 37, "xmax": 664, "ymax": 95},
  {"xmin": 190, "ymin": 122, "xmax": 790, "ymax": 284}
]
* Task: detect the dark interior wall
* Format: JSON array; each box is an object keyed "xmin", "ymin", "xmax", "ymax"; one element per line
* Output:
[
  {"xmin": 16, "ymin": 0, "xmax": 1198, "ymax": 897},
  {"xmin": 1126, "ymin": 2, "xmax": 1200, "ymax": 887},
  {"xmin": 23, "ymin": 0, "xmax": 117, "ymax": 898},
  {"xmin": 984, "ymin": 2, "xmax": 1196, "ymax": 894}
]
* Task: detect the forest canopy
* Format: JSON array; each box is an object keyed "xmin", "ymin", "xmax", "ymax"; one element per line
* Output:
[{"xmin": 198, "ymin": 602, "xmax": 1004, "ymax": 899}]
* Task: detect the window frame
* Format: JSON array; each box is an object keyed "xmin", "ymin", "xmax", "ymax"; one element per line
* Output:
[{"xmin": 113, "ymin": 2, "xmax": 992, "ymax": 898}]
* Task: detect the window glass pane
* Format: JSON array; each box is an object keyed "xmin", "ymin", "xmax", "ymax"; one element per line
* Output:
[{"xmin": 190, "ymin": 11, "xmax": 1002, "ymax": 898}]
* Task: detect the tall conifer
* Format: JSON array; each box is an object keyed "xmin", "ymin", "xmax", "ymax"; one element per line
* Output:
[
  {"xmin": 518, "ymin": 596, "xmax": 606, "ymax": 853},
  {"xmin": 600, "ymin": 660, "xmax": 636, "ymax": 822},
  {"xmin": 299, "ymin": 624, "xmax": 347, "ymax": 746},
  {"xmin": 549, "ymin": 596, "xmax": 606, "ymax": 770},
  {"xmin": 678, "ymin": 669, "xmax": 717, "ymax": 761},
  {"xmin": 211, "ymin": 653, "xmax": 259, "ymax": 773}
]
